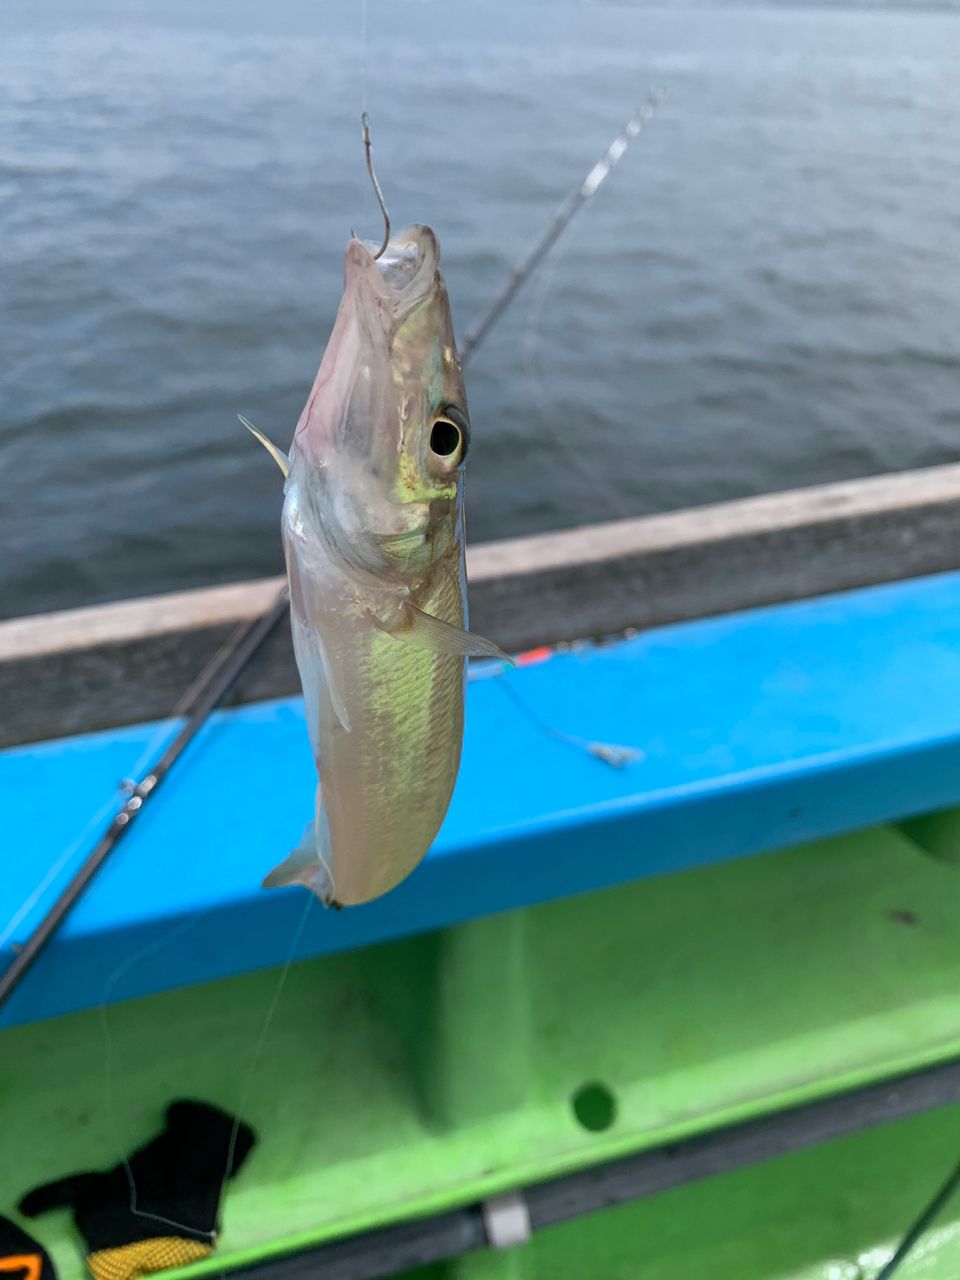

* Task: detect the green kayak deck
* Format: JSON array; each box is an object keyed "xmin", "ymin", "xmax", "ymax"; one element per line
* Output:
[{"xmin": 5, "ymin": 816, "xmax": 960, "ymax": 1280}]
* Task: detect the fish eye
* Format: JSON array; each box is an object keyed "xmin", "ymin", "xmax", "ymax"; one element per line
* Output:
[
  {"xmin": 429, "ymin": 407, "xmax": 469, "ymax": 466},
  {"xmin": 430, "ymin": 419, "xmax": 462, "ymax": 457}
]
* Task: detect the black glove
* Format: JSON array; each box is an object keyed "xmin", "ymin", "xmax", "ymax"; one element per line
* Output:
[
  {"xmin": 19, "ymin": 1100, "xmax": 255, "ymax": 1280},
  {"xmin": 0, "ymin": 1216, "xmax": 57, "ymax": 1280}
]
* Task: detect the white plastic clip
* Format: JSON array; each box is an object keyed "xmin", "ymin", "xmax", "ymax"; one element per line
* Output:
[{"xmin": 481, "ymin": 1191, "xmax": 532, "ymax": 1250}]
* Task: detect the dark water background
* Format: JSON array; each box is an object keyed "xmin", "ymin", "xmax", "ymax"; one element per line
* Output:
[{"xmin": 3, "ymin": 0, "xmax": 960, "ymax": 619}]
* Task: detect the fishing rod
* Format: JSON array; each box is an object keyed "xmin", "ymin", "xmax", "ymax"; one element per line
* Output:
[
  {"xmin": 0, "ymin": 92, "xmax": 664, "ymax": 1013},
  {"xmin": 0, "ymin": 596, "xmax": 290, "ymax": 1011},
  {"xmin": 460, "ymin": 89, "xmax": 664, "ymax": 365},
  {"xmin": 874, "ymin": 1158, "xmax": 960, "ymax": 1278}
]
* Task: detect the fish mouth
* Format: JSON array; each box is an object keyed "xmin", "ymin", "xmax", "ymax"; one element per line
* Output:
[
  {"xmin": 346, "ymin": 225, "xmax": 440, "ymax": 315},
  {"xmin": 376, "ymin": 225, "xmax": 440, "ymax": 294}
]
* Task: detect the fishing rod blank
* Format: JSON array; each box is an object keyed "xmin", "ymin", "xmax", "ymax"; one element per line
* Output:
[
  {"xmin": 874, "ymin": 1158, "xmax": 960, "ymax": 1278},
  {"xmin": 459, "ymin": 90, "xmax": 664, "ymax": 366},
  {"xmin": 0, "ymin": 594, "xmax": 289, "ymax": 1011},
  {"xmin": 0, "ymin": 91, "xmax": 665, "ymax": 1013}
]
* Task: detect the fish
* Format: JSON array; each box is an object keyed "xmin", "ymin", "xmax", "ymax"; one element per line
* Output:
[{"xmin": 246, "ymin": 225, "xmax": 509, "ymax": 907}]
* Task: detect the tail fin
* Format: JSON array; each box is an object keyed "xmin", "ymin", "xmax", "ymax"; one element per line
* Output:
[{"xmin": 262, "ymin": 826, "xmax": 334, "ymax": 903}]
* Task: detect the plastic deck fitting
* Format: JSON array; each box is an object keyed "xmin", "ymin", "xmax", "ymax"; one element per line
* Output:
[{"xmin": 6, "ymin": 568, "xmax": 960, "ymax": 1027}]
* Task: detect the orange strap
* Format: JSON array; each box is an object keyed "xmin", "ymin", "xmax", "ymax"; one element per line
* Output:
[{"xmin": 0, "ymin": 1254, "xmax": 42, "ymax": 1280}]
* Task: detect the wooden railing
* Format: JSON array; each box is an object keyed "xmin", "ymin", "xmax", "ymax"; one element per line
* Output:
[{"xmin": 4, "ymin": 462, "xmax": 960, "ymax": 747}]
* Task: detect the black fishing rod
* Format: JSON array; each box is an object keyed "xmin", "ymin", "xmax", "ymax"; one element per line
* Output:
[
  {"xmin": 875, "ymin": 1158, "xmax": 960, "ymax": 1278},
  {"xmin": 0, "ymin": 595, "xmax": 290, "ymax": 1011},
  {"xmin": 0, "ymin": 93, "xmax": 663, "ymax": 1013}
]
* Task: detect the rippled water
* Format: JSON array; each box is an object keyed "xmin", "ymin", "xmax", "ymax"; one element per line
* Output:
[{"xmin": 3, "ymin": 0, "xmax": 960, "ymax": 618}]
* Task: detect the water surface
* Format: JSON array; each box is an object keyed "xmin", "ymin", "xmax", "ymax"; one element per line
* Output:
[{"xmin": 3, "ymin": 0, "xmax": 959, "ymax": 617}]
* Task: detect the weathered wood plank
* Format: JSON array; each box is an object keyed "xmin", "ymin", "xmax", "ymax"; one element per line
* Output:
[
  {"xmin": 0, "ymin": 578, "xmax": 285, "ymax": 661},
  {"xmin": 4, "ymin": 463, "xmax": 960, "ymax": 748}
]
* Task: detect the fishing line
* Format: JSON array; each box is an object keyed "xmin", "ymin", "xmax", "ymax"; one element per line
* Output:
[
  {"xmin": 359, "ymin": 0, "xmax": 369, "ymax": 226},
  {"xmin": 359, "ymin": 0, "xmax": 368, "ymax": 118},
  {"xmin": 100, "ymin": 908, "xmax": 220, "ymax": 1236},
  {"xmin": 215, "ymin": 895, "xmax": 313, "ymax": 1217},
  {"xmin": 191, "ymin": 2, "xmax": 375, "ymax": 1226},
  {"xmin": 98, "ymin": 895, "xmax": 313, "ymax": 1240},
  {"xmin": 201, "ymin": 45, "xmax": 371, "ymax": 1212},
  {"xmin": 98, "ymin": 0, "xmax": 362, "ymax": 1228},
  {"xmin": 494, "ymin": 674, "xmax": 641, "ymax": 769}
]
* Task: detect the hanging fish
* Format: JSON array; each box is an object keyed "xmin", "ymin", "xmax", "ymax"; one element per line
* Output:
[{"xmin": 244, "ymin": 224, "xmax": 509, "ymax": 907}]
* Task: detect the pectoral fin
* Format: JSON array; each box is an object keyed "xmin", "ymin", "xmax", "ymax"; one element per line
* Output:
[
  {"xmin": 239, "ymin": 415, "xmax": 289, "ymax": 477},
  {"xmin": 388, "ymin": 601, "xmax": 514, "ymax": 664}
]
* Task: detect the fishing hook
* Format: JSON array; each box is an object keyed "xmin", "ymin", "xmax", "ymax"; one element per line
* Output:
[{"xmin": 358, "ymin": 111, "xmax": 390, "ymax": 260}]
